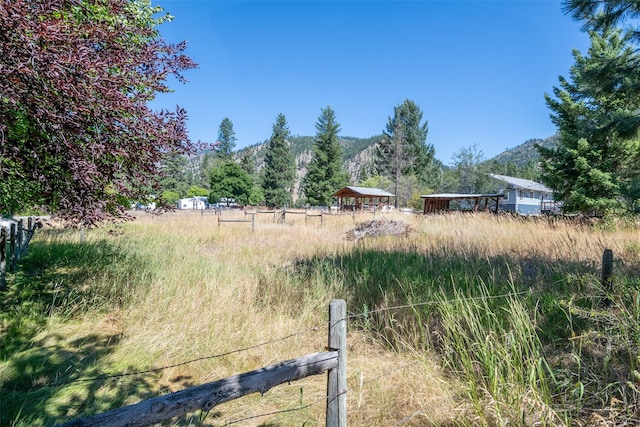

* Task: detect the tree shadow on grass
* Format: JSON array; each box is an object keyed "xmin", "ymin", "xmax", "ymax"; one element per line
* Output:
[
  {"xmin": 1, "ymin": 236, "xmax": 154, "ymax": 353},
  {"xmin": 0, "ymin": 236, "xmax": 172, "ymax": 426}
]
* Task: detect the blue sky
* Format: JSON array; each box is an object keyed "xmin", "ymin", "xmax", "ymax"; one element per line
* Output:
[{"xmin": 150, "ymin": 0, "xmax": 590, "ymax": 164}]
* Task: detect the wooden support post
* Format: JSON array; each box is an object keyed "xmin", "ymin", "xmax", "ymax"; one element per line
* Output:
[
  {"xmin": 251, "ymin": 214, "xmax": 255, "ymax": 233},
  {"xmin": 16, "ymin": 219, "xmax": 24, "ymax": 261},
  {"xmin": 9, "ymin": 223, "xmax": 16, "ymax": 272},
  {"xmin": 0, "ymin": 228, "xmax": 6, "ymax": 291},
  {"xmin": 326, "ymin": 299, "xmax": 347, "ymax": 427},
  {"xmin": 20, "ymin": 219, "xmax": 38, "ymax": 256},
  {"xmin": 602, "ymin": 249, "xmax": 613, "ymax": 306}
]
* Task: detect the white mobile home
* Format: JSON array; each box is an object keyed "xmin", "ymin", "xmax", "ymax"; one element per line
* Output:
[
  {"xmin": 177, "ymin": 196, "xmax": 209, "ymax": 210},
  {"xmin": 489, "ymin": 174, "xmax": 557, "ymax": 215}
]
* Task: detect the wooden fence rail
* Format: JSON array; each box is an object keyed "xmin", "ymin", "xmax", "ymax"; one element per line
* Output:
[
  {"xmin": 218, "ymin": 213, "xmax": 255, "ymax": 232},
  {"xmin": 57, "ymin": 299, "xmax": 348, "ymax": 427}
]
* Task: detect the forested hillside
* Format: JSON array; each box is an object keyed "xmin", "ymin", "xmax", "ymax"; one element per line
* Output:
[
  {"xmin": 234, "ymin": 133, "xmax": 556, "ymax": 187},
  {"xmin": 488, "ymin": 134, "xmax": 558, "ymax": 167},
  {"xmin": 167, "ymin": 132, "xmax": 556, "ymax": 209},
  {"xmin": 234, "ymin": 135, "xmax": 382, "ymax": 185}
]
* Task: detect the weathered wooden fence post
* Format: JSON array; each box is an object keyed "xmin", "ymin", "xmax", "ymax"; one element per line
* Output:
[
  {"xmin": 326, "ymin": 299, "xmax": 347, "ymax": 427},
  {"xmin": 0, "ymin": 228, "xmax": 6, "ymax": 291},
  {"xmin": 20, "ymin": 218, "xmax": 39, "ymax": 257},
  {"xmin": 16, "ymin": 219, "xmax": 24, "ymax": 261},
  {"xmin": 602, "ymin": 249, "xmax": 614, "ymax": 306},
  {"xmin": 9, "ymin": 223, "xmax": 16, "ymax": 272}
]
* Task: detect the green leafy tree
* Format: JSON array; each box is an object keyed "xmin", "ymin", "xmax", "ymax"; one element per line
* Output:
[
  {"xmin": 261, "ymin": 114, "xmax": 296, "ymax": 208},
  {"xmin": 539, "ymin": 29, "xmax": 640, "ymax": 213},
  {"xmin": 248, "ymin": 186, "xmax": 265, "ymax": 206},
  {"xmin": 376, "ymin": 99, "xmax": 435, "ymax": 206},
  {"xmin": 302, "ymin": 106, "xmax": 348, "ymax": 206},
  {"xmin": 187, "ymin": 185, "xmax": 210, "ymax": 198},
  {"xmin": 217, "ymin": 118, "xmax": 237, "ymax": 161},
  {"xmin": 160, "ymin": 190, "xmax": 180, "ymax": 205},
  {"xmin": 209, "ymin": 162, "xmax": 252, "ymax": 206},
  {"xmin": 450, "ymin": 144, "xmax": 494, "ymax": 194},
  {"xmin": 0, "ymin": 0, "xmax": 196, "ymax": 224},
  {"xmin": 360, "ymin": 175, "xmax": 394, "ymax": 193}
]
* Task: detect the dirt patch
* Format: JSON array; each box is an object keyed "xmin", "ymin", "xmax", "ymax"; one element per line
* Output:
[{"xmin": 345, "ymin": 219, "xmax": 413, "ymax": 241}]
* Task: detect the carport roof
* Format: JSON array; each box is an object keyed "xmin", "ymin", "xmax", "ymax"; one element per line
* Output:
[{"xmin": 333, "ymin": 186, "xmax": 395, "ymax": 198}]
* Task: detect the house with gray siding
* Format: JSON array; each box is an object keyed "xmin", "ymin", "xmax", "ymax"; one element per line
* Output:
[{"xmin": 489, "ymin": 174, "xmax": 558, "ymax": 215}]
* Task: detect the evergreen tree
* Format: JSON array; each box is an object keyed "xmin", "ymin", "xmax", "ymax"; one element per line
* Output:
[
  {"xmin": 539, "ymin": 29, "xmax": 640, "ymax": 214},
  {"xmin": 239, "ymin": 150, "xmax": 256, "ymax": 177},
  {"xmin": 216, "ymin": 117, "xmax": 237, "ymax": 161},
  {"xmin": 302, "ymin": 106, "xmax": 348, "ymax": 206},
  {"xmin": 198, "ymin": 152, "xmax": 215, "ymax": 189},
  {"xmin": 261, "ymin": 114, "xmax": 296, "ymax": 208},
  {"xmin": 375, "ymin": 99, "xmax": 435, "ymax": 206},
  {"xmin": 159, "ymin": 153, "xmax": 189, "ymax": 198},
  {"xmin": 564, "ymin": 0, "xmax": 640, "ymax": 41},
  {"xmin": 563, "ymin": 0, "xmax": 640, "ymax": 138}
]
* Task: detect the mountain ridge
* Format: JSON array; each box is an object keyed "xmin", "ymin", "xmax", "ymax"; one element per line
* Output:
[{"xmin": 235, "ymin": 133, "xmax": 559, "ymax": 185}]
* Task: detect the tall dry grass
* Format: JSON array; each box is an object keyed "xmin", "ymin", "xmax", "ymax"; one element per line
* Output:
[{"xmin": 2, "ymin": 209, "xmax": 639, "ymax": 426}]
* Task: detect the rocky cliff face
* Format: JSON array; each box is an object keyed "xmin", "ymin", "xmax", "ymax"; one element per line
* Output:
[{"xmin": 235, "ymin": 135, "xmax": 380, "ymax": 197}]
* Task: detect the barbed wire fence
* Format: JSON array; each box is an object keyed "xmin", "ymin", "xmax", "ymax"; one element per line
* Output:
[{"xmin": 1, "ymin": 291, "xmax": 535, "ymax": 426}]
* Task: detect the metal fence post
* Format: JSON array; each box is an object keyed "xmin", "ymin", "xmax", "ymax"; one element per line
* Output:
[{"xmin": 326, "ymin": 299, "xmax": 347, "ymax": 427}]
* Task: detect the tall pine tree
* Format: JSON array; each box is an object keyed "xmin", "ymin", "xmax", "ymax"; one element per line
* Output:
[
  {"xmin": 302, "ymin": 106, "xmax": 348, "ymax": 206},
  {"xmin": 539, "ymin": 29, "xmax": 640, "ymax": 214},
  {"xmin": 564, "ymin": 0, "xmax": 640, "ymax": 41},
  {"xmin": 562, "ymin": 0, "xmax": 640, "ymax": 140},
  {"xmin": 217, "ymin": 117, "xmax": 237, "ymax": 161},
  {"xmin": 261, "ymin": 114, "xmax": 295, "ymax": 208},
  {"xmin": 375, "ymin": 99, "xmax": 435, "ymax": 206}
]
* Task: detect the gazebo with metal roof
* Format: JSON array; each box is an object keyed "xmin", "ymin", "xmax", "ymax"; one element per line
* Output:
[{"xmin": 332, "ymin": 186, "xmax": 395, "ymax": 211}]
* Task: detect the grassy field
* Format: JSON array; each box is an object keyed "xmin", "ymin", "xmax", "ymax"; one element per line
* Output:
[{"xmin": 1, "ymin": 210, "xmax": 639, "ymax": 426}]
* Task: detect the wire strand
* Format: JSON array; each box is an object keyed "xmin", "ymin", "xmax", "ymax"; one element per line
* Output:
[
  {"xmin": 2, "ymin": 291, "xmax": 529, "ymax": 392},
  {"xmin": 0, "ymin": 326, "xmax": 321, "ymax": 392}
]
